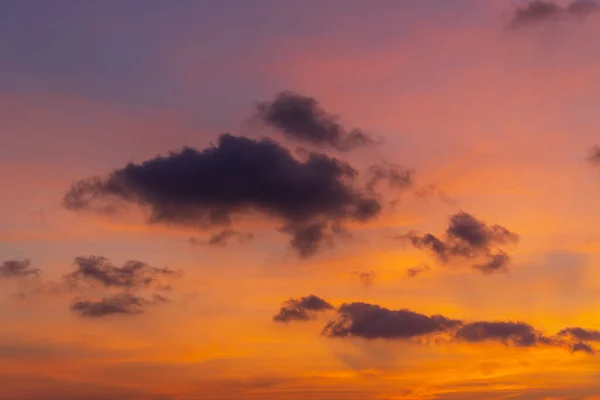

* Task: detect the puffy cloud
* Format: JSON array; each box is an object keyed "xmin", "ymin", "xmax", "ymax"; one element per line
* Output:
[
  {"xmin": 455, "ymin": 321, "xmax": 548, "ymax": 347},
  {"xmin": 405, "ymin": 212, "xmax": 518, "ymax": 274},
  {"xmin": 273, "ymin": 295, "xmax": 333, "ymax": 323},
  {"xmin": 257, "ymin": 91, "xmax": 375, "ymax": 151},
  {"xmin": 558, "ymin": 327, "xmax": 600, "ymax": 341},
  {"xmin": 64, "ymin": 134, "xmax": 381, "ymax": 258}
]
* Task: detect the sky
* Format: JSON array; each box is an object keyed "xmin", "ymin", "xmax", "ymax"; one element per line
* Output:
[{"xmin": 2, "ymin": 0, "xmax": 600, "ymax": 399}]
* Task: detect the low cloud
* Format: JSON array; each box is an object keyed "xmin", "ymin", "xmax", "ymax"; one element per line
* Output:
[
  {"xmin": 508, "ymin": 0, "xmax": 599, "ymax": 29},
  {"xmin": 70, "ymin": 293, "xmax": 169, "ymax": 318},
  {"xmin": 405, "ymin": 263, "xmax": 430, "ymax": 279},
  {"xmin": 404, "ymin": 212, "xmax": 519, "ymax": 274},
  {"xmin": 273, "ymin": 295, "xmax": 333, "ymax": 323},
  {"xmin": 257, "ymin": 91, "xmax": 375, "ymax": 151}
]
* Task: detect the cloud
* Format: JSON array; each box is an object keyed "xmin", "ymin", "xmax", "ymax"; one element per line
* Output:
[
  {"xmin": 365, "ymin": 163, "xmax": 414, "ymax": 192},
  {"xmin": 257, "ymin": 91, "xmax": 375, "ymax": 151},
  {"xmin": 404, "ymin": 211, "xmax": 519, "ymax": 274},
  {"xmin": 190, "ymin": 229, "xmax": 254, "ymax": 246},
  {"xmin": 508, "ymin": 0, "xmax": 599, "ymax": 29},
  {"xmin": 405, "ymin": 263, "xmax": 430, "ymax": 279},
  {"xmin": 587, "ymin": 145, "xmax": 600, "ymax": 164},
  {"xmin": 353, "ymin": 271, "xmax": 376, "ymax": 287},
  {"xmin": 0, "ymin": 259, "xmax": 39, "ymax": 278},
  {"xmin": 472, "ymin": 251, "xmax": 511, "ymax": 274},
  {"xmin": 278, "ymin": 298, "xmax": 598, "ymax": 354},
  {"xmin": 558, "ymin": 327, "xmax": 600, "ymax": 341},
  {"xmin": 572, "ymin": 341, "xmax": 595, "ymax": 354},
  {"xmin": 70, "ymin": 293, "xmax": 168, "ymax": 317},
  {"xmin": 63, "ymin": 134, "xmax": 381, "ymax": 258},
  {"xmin": 322, "ymin": 302, "xmax": 462, "ymax": 339},
  {"xmin": 455, "ymin": 321, "xmax": 548, "ymax": 347},
  {"xmin": 273, "ymin": 295, "xmax": 333, "ymax": 323},
  {"xmin": 64, "ymin": 256, "xmax": 178, "ymax": 289}
]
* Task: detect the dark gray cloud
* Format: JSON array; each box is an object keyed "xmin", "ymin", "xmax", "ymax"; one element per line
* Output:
[
  {"xmin": 70, "ymin": 293, "xmax": 168, "ymax": 318},
  {"xmin": 509, "ymin": 0, "xmax": 599, "ymax": 29},
  {"xmin": 257, "ymin": 91, "xmax": 375, "ymax": 151},
  {"xmin": 64, "ymin": 256, "xmax": 178, "ymax": 289},
  {"xmin": 558, "ymin": 327, "xmax": 600, "ymax": 341},
  {"xmin": 455, "ymin": 321, "xmax": 548, "ymax": 347},
  {"xmin": 0, "ymin": 259, "xmax": 39, "ymax": 278},
  {"xmin": 190, "ymin": 229, "xmax": 254, "ymax": 247},
  {"xmin": 64, "ymin": 134, "xmax": 381, "ymax": 258},
  {"xmin": 366, "ymin": 163, "xmax": 414, "ymax": 192},
  {"xmin": 322, "ymin": 302, "xmax": 462, "ymax": 339},
  {"xmin": 273, "ymin": 295, "xmax": 333, "ymax": 323},
  {"xmin": 405, "ymin": 212, "xmax": 519, "ymax": 274}
]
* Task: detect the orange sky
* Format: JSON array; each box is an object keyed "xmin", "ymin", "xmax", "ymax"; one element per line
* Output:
[{"xmin": 2, "ymin": 1, "xmax": 600, "ymax": 399}]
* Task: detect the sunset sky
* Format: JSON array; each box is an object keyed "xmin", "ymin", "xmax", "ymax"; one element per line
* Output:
[{"xmin": 3, "ymin": 1, "xmax": 600, "ymax": 399}]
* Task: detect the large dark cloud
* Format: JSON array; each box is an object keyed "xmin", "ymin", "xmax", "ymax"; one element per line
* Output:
[
  {"xmin": 0, "ymin": 259, "xmax": 39, "ymax": 278},
  {"xmin": 273, "ymin": 295, "xmax": 333, "ymax": 323},
  {"xmin": 70, "ymin": 293, "xmax": 168, "ymax": 318},
  {"xmin": 63, "ymin": 134, "xmax": 381, "ymax": 258},
  {"xmin": 405, "ymin": 212, "xmax": 519, "ymax": 274},
  {"xmin": 257, "ymin": 91, "xmax": 375, "ymax": 151},
  {"xmin": 64, "ymin": 256, "xmax": 178, "ymax": 289},
  {"xmin": 509, "ymin": 0, "xmax": 599, "ymax": 29},
  {"xmin": 190, "ymin": 229, "xmax": 254, "ymax": 247},
  {"xmin": 322, "ymin": 302, "xmax": 462, "ymax": 339},
  {"xmin": 277, "ymin": 297, "xmax": 598, "ymax": 354}
]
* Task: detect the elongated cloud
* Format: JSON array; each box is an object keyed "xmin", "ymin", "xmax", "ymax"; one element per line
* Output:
[
  {"xmin": 257, "ymin": 91, "xmax": 375, "ymax": 151},
  {"xmin": 509, "ymin": 0, "xmax": 599, "ymax": 29},
  {"xmin": 190, "ymin": 229, "xmax": 254, "ymax": 246},
  {"xmin": 405, "ymin": 212, "xmax": 519, "ymax": 274},
  {"xmin": 275, "ymin": 297, "xmax": 597, "ymax": 354},
  {"xmin": 70, "ymin": 293, "xmax": 168, "ymax": 317},
  {"xmin": 64, "ymin": 256, "xmax": 178, "ymax": 289},
  {"xmin": 273, "ymin": 295, "xmax": 333, "ymax": 323},
  {"xmin": 323, "ymin": 302, "xmax": 461, "ymax": 339},
  {"xmin": 64, "ymin": 134, "xmax": 381, "ymax": 257},
  {"xmin": 0, "ymin": 259, "xmax": 39, "ymax": 278}
]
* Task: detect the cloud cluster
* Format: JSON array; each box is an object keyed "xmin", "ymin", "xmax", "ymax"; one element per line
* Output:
[
  {"xmin": 275, "ymin": 296, "xmax": 599, "ymax": 354},
  {"xmin": 63, "ymin": 133, "xmax": 382, "ymax": 258},
  {"xmin": 273, "ymin": 295, "xmax": 334, "ymax": 323},
  {"xmin": 509, "ymin": 0, "xmax": 599, "ymax": 29},
  {"xmin": 404, "ymin": 212, "xmax": 519, "ymax": 274},
  {"xmin": 257, "ymin": 91, "xmax": 375, "ymax": 151},
  {"xmin": 0, "ymin": 259, "xmax": 39, "ymax": 278}
]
